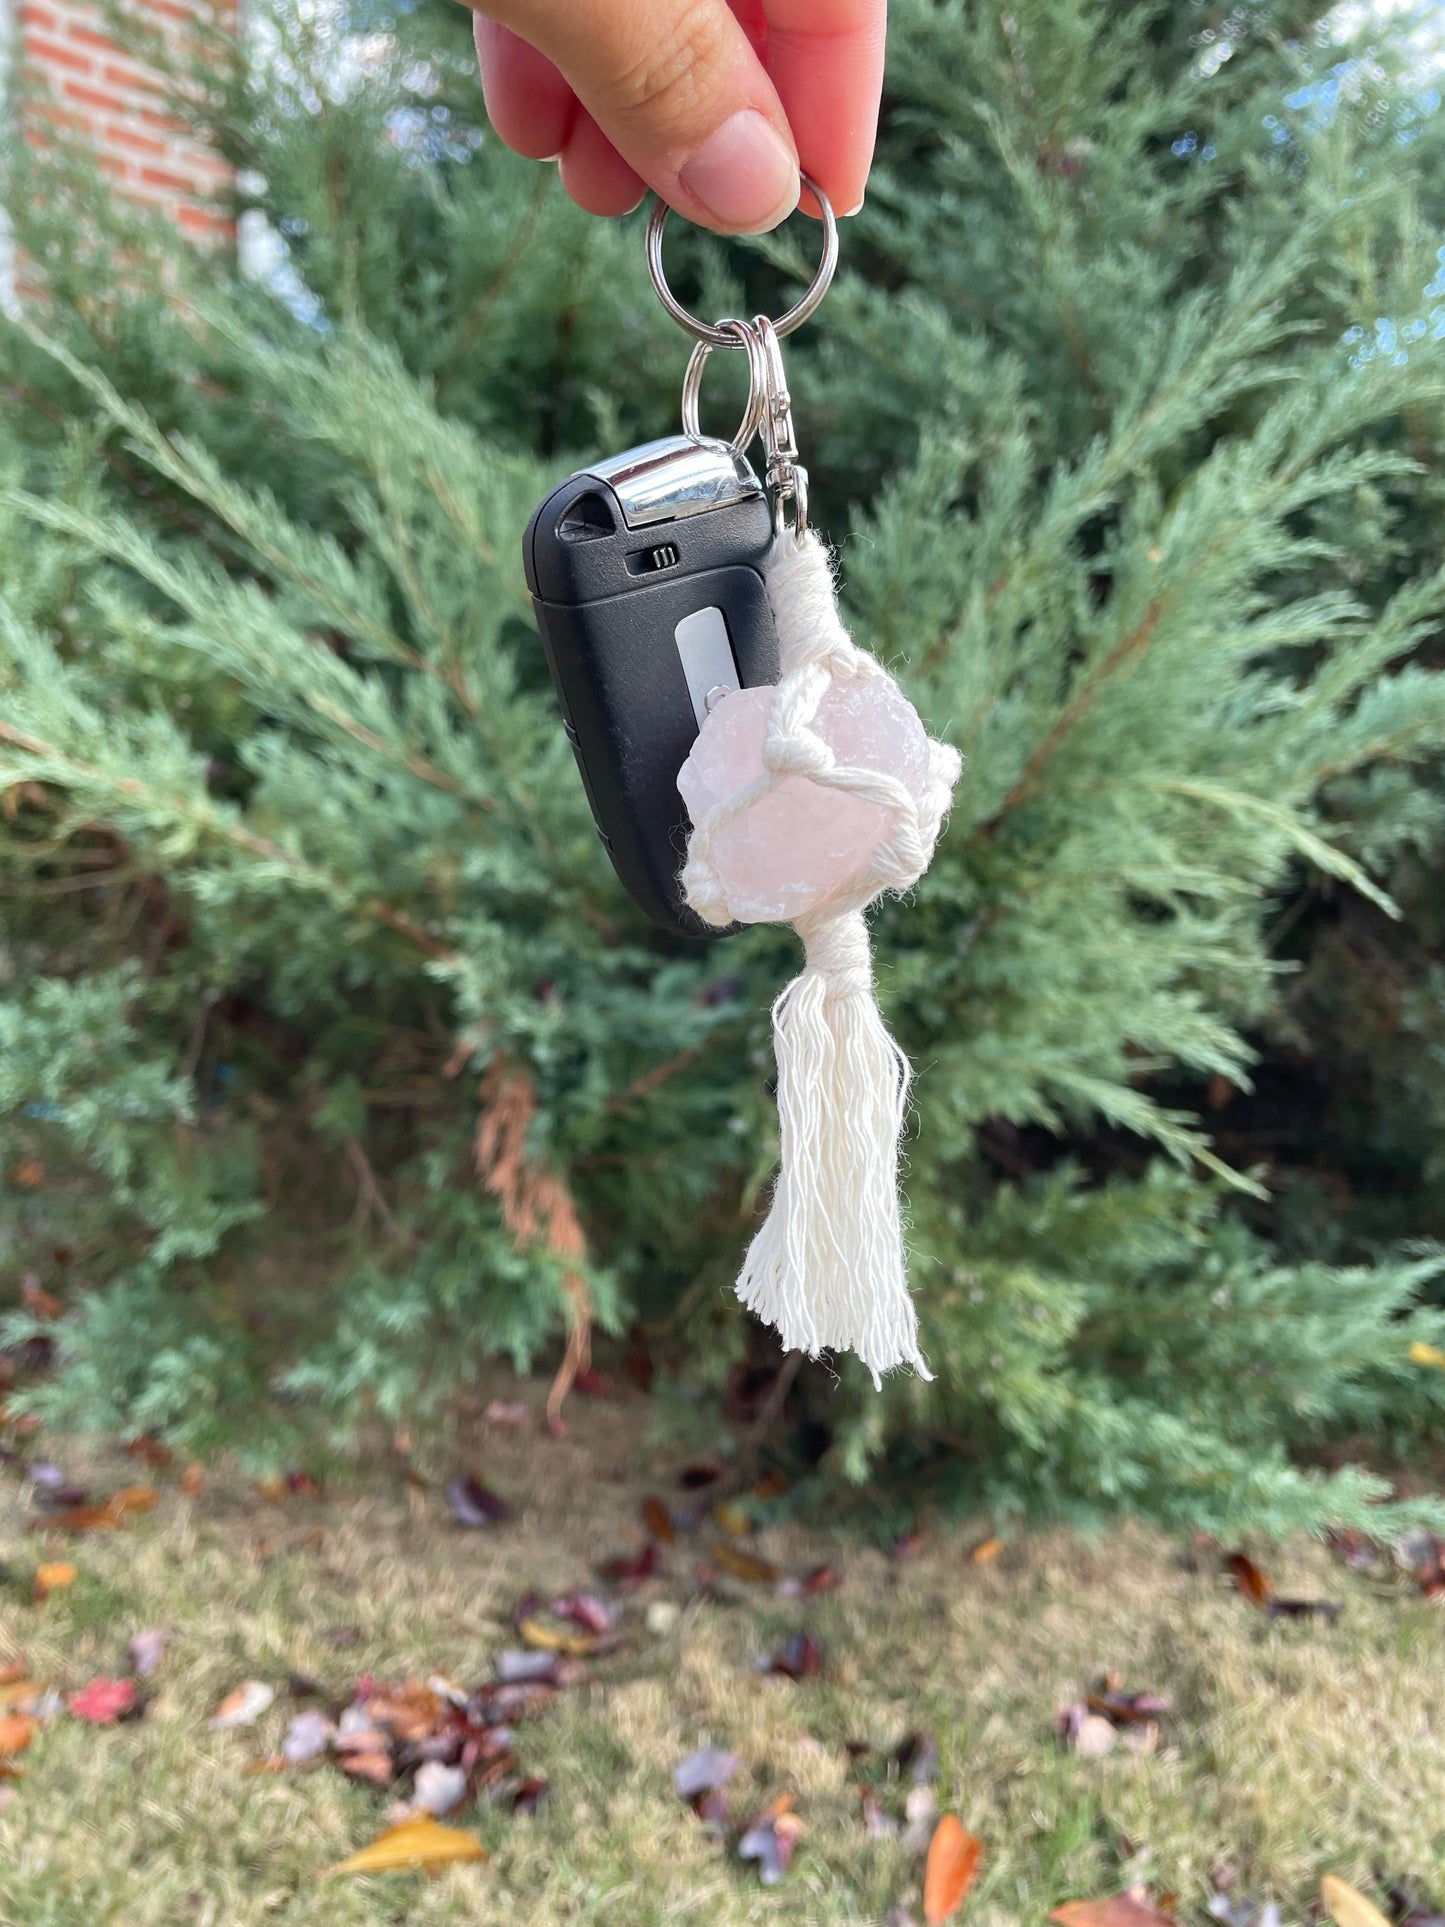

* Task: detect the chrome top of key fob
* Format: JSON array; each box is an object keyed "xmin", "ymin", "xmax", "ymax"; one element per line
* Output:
[{"xmin": 523, "ymin": 435, "xmax": 780, "ymax": 941}]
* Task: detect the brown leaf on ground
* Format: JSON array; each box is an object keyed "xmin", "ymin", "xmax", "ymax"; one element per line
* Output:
[
  {"xmin": 125, "ymin": 1436, "xmax": 173, "ymax": 1470},
  {"xmin": 446, "ymin": 1475, "xmax": 510, "ymax": 1529},
  {"xmin": 37, "ymin": 1485, "xmax": 157, "ymax": 1534},
  {"xmin": 1051, "ymin": 1895, "xmax": 1178, "ymax": 1927},
  {"xmin": 338, "ymin": 1747, "xmax": 394, "ymax": 1787},
  {"xmin": 366, "ymin": 1682, "xmax": 442, "ymax": 1743},
  {"xmin": 678, "ymin": 1462, "xmax": 723, "ymax": 1490},
  {"xmin": 8, "ymin": 1160, "xmax": 45, "ymax": 1190},
  {"xmin": 511, "ymin": 1775, "xmax": 548, "ymax": 1815},
  {"xmin": 1322, "ymin": 1876, "xmax": 1393, "ymax": 1927},
  {"xmin": 641, "ymin": 1497, "xmax": 675, "ymax": 1544},
  {"xmin": 969, "ymin": 1537, "xmax": 1003, "ymax": 1565},
  {"xmin": 1225, "ymin": 1551, "xmax": 1275, "ymax": 1608},
  {"xmin": 209, "ymin": 1680, "xmax": 276, "ymax": 1729},
  {"xmin": 753, "ymin": 1470, "xmax": 789, "ymax": 1500},
  {"xmin": 0, "ymin": 1714, "xmax": 38, "ymax": 1757},
  {"xmin": 179, "ymin": 1461, "xmax": 205, "ymax": 1498},
  {"xmin": 0, "ymin": 1659, "xmax": 25, "ymax": 1687},
  {"xmin": 762, "ymin": 1631, "xmax": 823, "ymax": 1679},
  {"xmin": 110, "ymin": 1485, "xmax": 158, "ymax": 1518},
  {"xmin": 1086, "ymin": 1687, "xmax": 1174, "ymax": 1726},
  {"xmin": 328, "ymin": 1814, "xmax": 488, "ymax": 1877},
  {"xmin": 20, "ymin": 1276, "xmax": 62, "ymax": 1320},
  {"xmin": 30, "ymin": 1504, "xmax": 116, "ymax": 1533},
  {"xmin": 711, "ymin": 1541, "xmax": 780, "ymax": 1585},
  {"xmin": 738, "ymin": 1791, "xmax": 805, "ymax": 1886},
  {"xmin": 33, "ymin": 1561, "xmax": 77, "ymax": 1599},
  {"xmin": 924, "ymin": 1815, "xmax": 983, "ymax": 1924},
  {"xmin": 550, "ymin": 1591, "xmax": 613, "ymax": 1636},
  {"xmin": 595, "ymin": 1543, "xmax": 660, "ymax": 1588}
]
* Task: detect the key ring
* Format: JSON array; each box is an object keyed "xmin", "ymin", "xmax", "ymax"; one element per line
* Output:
[
  {"xmin": 647, "ymin": 173, "xmax": 839, "ymax": 349},
  {"xmin": 680, "ymin": 316, "xmax": 769, "ymax": 453}
]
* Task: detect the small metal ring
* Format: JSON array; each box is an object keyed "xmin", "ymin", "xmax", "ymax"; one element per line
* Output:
[
  {"xmin": 647, "ymin": 173, "xmax": 838, "ymax": 348},
  {"xmin": 681, "ymin": 316, "xmax": 767, "ymax": 452}
]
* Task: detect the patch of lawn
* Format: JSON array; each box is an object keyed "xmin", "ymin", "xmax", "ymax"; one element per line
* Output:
[{"xmin": 1, "ymin": 1379, "xmax": 1441, "ymax": 1926}]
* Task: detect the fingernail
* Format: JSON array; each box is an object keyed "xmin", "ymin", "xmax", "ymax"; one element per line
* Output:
[{"xmin": 679, "ymin": 109, "xmax": 800, "ymax": 233}]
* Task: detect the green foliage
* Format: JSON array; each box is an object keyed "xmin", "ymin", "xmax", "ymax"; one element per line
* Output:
[{"xmin": 4, "ymin": 0, "xmax": 1445, "ymax": 1529}]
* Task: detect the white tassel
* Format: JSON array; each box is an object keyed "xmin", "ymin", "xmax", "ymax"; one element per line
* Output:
[
  {"xmin": 680, "ymin": 530, "xmax": 961, "ymax": 1383},
  {"xmin": 736, "ymin": 909, "xmax": 927, "ymax": 1388}
]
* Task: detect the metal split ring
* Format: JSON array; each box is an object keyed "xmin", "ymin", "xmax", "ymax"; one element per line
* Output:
[
  {"xmin": 647, "ymin": 173, "xmax": 839, "ymax": 348},
  {"xmin": 680, "ymin": 316, "xmax": 768, "ymax": 453}
]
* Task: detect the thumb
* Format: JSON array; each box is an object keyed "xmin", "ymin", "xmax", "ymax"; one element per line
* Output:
[{"xmin": 474, "ymin": 0, "xmax": 801, "ymax": 234}]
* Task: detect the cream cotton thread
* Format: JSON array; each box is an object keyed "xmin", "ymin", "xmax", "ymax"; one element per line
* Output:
[{"xmin": 680, "ymin": 528, "xmax": 961, "ymax": 1385}]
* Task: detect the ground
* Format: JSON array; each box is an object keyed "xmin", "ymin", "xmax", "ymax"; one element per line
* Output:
[{"xmin": 0, "ymin": 1374, "xmax": 1441, "ymax": 1927}]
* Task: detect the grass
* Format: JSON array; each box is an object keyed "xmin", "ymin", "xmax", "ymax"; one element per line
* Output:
[{"xmin": 1, "ymin": 1375, "xmax": 1443, "ymax": 1926}]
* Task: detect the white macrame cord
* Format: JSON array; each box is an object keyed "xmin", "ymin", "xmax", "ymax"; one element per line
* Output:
[{"xmin": 681, "ymin": 530, "xmax": 961, "ymax": 1385}]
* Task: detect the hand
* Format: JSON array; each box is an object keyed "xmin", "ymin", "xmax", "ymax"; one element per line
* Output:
[{"xmin": 466, "ymin": 0, "xmax": 886, "ymax": 233}]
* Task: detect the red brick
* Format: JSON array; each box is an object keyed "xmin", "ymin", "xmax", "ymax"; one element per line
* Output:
[
  {"xmin": 174, "ymin": 203, "xmax": 232, "ymax": 236},
  {"xmin": 15, "ymin": 4, "xmax": 62, "ymax": 32},
  {"xmin": 136, "ymin": 106, "xmax": 188, "ymax": 134},
  {"xmin": 65, "ymin": 23, "xmax": 124, "ymax": 52},
  {"xmin": 101, "ymin": 122, "xmax": 169, "ymax": 158},
  {"xmin": 22, "ymin": 33, "xmax": 93, "ymax": 72},
  {"xmin": 136, "ymin": 163, "xmax": 200, "ymax": 192},
  {"xmin": 101, "ymin": 62, "xmax": 162, "ymax": 95},
  {"xmin": 58, "ymin": 77, "xmax": 128, "ymax": 113}
]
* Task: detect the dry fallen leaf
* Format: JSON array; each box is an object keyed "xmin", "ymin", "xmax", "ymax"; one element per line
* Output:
[
  {"xmin": 32, "ymin": 1505, "xmax": 118, "ymax": 1534},
  {"xmin": 925, "ymin": 1815, "xmax": 983, "ymax": 1925},
  {"xmin": 1225, "ymin": 1551, "xmax": 1274, "ymax": 1609},
  {"xmin": 8, "ymin": 1160, "xmax": 44, "ymax": 1190},
  {"xmin": 711, "ymin": 1541, "xmax": 780, "ymax": 1585},
  {"xmin": 329, "ymin": 1815, "xmax": 488, "ymax": 1877},
  {"xmin": 0, "ymin": 1659, "xmax": 25, "ymax": 1687},
  {"xmin": 33, "ymin": 1562, "xmax": 76, "ymax": 1600},
  {"xmin": 1051, "ymin": 1895, "xmax": 1178, "ymax": 1927},
  {"xmin": 179, "ymin": 1461, "xmax": 205, "ymax": 1498},
  {"xmin": 125, "ymin": 1436, "xmax": 173, "ymax": 1470},
  {"xmin": 0, "ymin": 1715, "xmax": 38, "ymax": 1758},
  {"xmin": 109, "ymin": 1485, "xmax": 158, "ymax": 1518},
  {"xmin": 366, "ymin": 1682, "xmax": 442, "ymax": 1743},
  {"xmin": 35, "ymin": 1486, "xmax": 157, "ymax": 1534},
  {"xmin": 969, "ymin": 1537, "xmax": 1003, "ymax": 1566},
  {"xmin": 68, "ymin": 1677, "xmax": 138, "ymax": 1725},
  {"xmin": 209, "ymin": 1680, "xmax": 276, "ymax": 1729},
  {"xmin": 516, "ymin": 1617, "xmax": 601, "ymax": 1658},
  {"xmin": 641, "ymin": 1497, "xmax": 675, "ymax": 1544},
  {"xmin": 738, "ymin": 1792, "xmax": 804, "ymax": 1886},
  {"xmin": 445, "ymin": 1475, "xmax": 510, "ymax": 1529},
  {"xmin": 1322, "ymin": 1876, "xmax": 1394, "ymax": 1927}
]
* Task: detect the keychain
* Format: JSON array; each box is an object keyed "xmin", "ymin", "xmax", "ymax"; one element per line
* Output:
[{"xmin": 523, "ymin": 184, "xmax": 961, "ymax": 1383}]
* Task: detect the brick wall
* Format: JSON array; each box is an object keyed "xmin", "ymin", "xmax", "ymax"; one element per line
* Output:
[{"xmin": 12, "ymin": 0, "xmax": 235, "ymax": 245}]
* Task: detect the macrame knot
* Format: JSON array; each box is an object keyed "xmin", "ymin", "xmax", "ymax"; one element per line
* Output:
[
  {"xmin": 677, "ymin": 528, "xmax": 961, "ymax": 1385},
  {"xmin": 763, "ymin": 730, "xmax": 833, "ymax": 780},
  {"xmin": 800, "ymin": 909, "xmax": 873, "ymax": 998}
]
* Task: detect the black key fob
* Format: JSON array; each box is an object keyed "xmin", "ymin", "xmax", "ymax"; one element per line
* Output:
[{"xmin": 523, "ymin": 434, "xmax": 780, "ymax": 940}]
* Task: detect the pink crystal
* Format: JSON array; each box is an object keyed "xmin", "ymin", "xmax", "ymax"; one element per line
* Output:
[{"xmin": 678, "ymin": 675, "xmax": 932, "ymax": 924}]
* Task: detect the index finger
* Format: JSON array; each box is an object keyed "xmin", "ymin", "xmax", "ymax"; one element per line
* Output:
[{"xmin": 762, "ymin": 0, "xmax": 886, "ymax": 216}]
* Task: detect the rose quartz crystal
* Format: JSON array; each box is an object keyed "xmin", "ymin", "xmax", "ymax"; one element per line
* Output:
[{"xmin": 678, "ymin": 674, "xmax": 932, "ymax": 924}]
